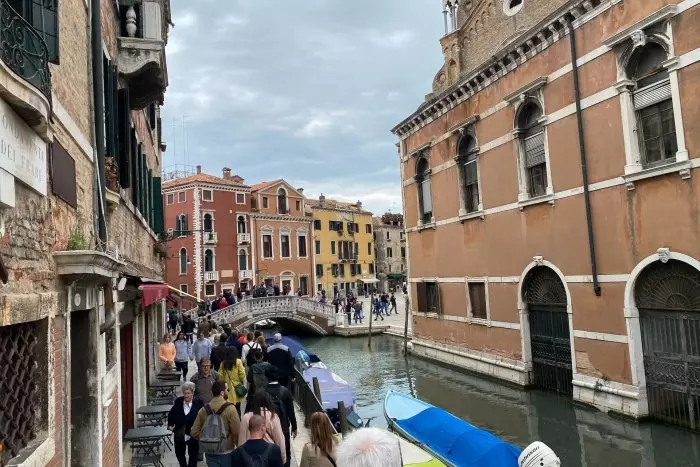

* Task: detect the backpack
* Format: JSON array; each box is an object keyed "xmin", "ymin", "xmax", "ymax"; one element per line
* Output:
[
  {"xmin": 238, "ymin": 443, "xmax": 274, "ymax": 467},
  {"xmin": 251, "ymin": 363, "xmax": 270, "ymax": 389},
  {"xmin": 199, "ymin": 403, "xmax": 234, "ymax": 454},
  {"xmin": 245, "ymin": 343, "xmax": 261, "ymax": 367}
]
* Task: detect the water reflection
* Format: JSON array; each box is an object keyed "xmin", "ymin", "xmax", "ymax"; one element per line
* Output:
[{"xmin": 300, "ymin": 334, "xmax": 700, "ymax": 467}]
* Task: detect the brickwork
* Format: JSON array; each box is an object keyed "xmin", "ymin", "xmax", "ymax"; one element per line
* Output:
[{"xmin": 102, "ymin": 391, "xmax": 120, "ymax": 467}]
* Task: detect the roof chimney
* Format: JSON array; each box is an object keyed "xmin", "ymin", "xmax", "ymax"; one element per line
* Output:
[
  {"xmin": 223, "ymin": 167, "xmax": 231, "ymax": 179},
  {"xmin": 356, "ymin": 200, "xmax": 362, "ymax": 210},
  {"xmin": 319, "ymin": 193, "xmax": 325, "ymax": 204},
  {"xmin": 297, "ymin": 187, "xmax": 304, "ymax": 196},
  {"xmin": 196, "ymin": 165, "xmax": 202, "ymax": 174}
]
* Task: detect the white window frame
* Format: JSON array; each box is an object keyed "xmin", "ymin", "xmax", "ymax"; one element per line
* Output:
[
  {"xmin": 465, "ymin": 278, "xmax": 491, "ymax": 326},
  {"xmin": 298, "ymin": 274, "xmax": 309, "ymax": 296},
  {"xmin": 277, "ymin": 187, "xmax": 289, "ymax": 214},
  {"xmin": 203, "ymin": 212, "xmax": 215, "ymax": 233},
  {"xmin": 178, "ymin": 191, "xmax": 186, "ymax": 203},
  {"xmin": 297, "ymin": 228, "xmax": 308, "ymax": 259},
  {"xmin": 238, "ymin": 248, "xmax": 248, "ymax": 271},
  {"xmin": 179, "ymin": 248, "xmax": 187, "ymax": 275},
  {"xmin": 414, "ymin": 153, "xmax": 435, "ymax": 228},
  {"xmin": 237, "ymin": 215, "xmax": 247, "ymax": 234},
  {"xmin": 166, "ymin": 193, "xmax": 174, "ymax": 205},
  {"xmin": 180, "ymin": 284, "xmax": 188, "ymax": 293},
  {"xmin": 454, "ymin": 126, "xmax": 485, "ymax": 221},
  {"xmin": 177, "ymin": 214, "xmax": 187, "ymax": 237},
  {"xmin": 280, "ymin": 228, "xmax": 292, "ymax": 259},
  {"xmin": 604, "ymin": 13, "xmax": 690, "ymax": 188},
  {"xmin": 204, "ymin": 248, "xmax": 215, "ymax": 272},
  {"xmin": 261, "ymin": 226, "xmax": 274, "ymax": 259},
  {"xmin": 204, "ymin": 284, "xmax": 216, "ymax": 297},
  {"xmin": 262, "ymin": 196, "xmax": 269, "ymax": 209},
  {"xmin": 202, "ymin": 189, "xmax": 213, "ymax": 202},
  {"xmin": 236, "ymin": 192, "xmax": 246, "ymax": 204},
  {"xmin": 315, "ymin": 240, "xmax": 321, "ymax": 256}
]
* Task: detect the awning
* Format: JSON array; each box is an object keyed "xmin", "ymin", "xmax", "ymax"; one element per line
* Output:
[
  {"xmin": 139, "ymin": 284, "xmax": 170, "ymax": 308},
  {"xmin": 387, "ymin": 273, "xmax": 406, "ymax": 280},
  {"xmin": 359, "ymin": 277, "xmax": 380, "ymax": 284},
  {"xmin": 167, "ymin": 285, "xmax": 200, "ymax": 303}
]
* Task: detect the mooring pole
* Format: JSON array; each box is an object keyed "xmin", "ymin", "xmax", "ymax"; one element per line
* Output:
[
  {"xmin": 403, "ymin": 294, "xmax": 410, "ymax": 355},
  {"xmin": 337, "ymin": 400, "xmax": 349, "ymax": 436},
  {"xmin": 367, "ymin": 293, "xmax": 373, "ymax": 348}
]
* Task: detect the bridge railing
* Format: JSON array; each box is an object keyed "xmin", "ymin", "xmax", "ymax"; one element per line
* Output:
[
  {"xmin": 291, "ymin": 368, "xmax": 338, "ymax": 433},
  {"xmin": 206, "ymin": 296, "xmax": 336, "ymax": 326}
]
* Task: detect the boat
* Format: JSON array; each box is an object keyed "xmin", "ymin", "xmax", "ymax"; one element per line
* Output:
[
  {"xmin": 395, "ymin": 432, "xmax": 446, "ymax": 467},
  {"xmin": 384, "ymin": 390, "xmax": 522, "ymax": 467},
  {"xmin": 267, "ymin": 335, "xmax": 363, "ymax": 430}
]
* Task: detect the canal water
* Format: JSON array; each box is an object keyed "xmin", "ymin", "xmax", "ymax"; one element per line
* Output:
[{"xmin": 299, "ymin": 334, "xmax": 700, "ymax": 467}]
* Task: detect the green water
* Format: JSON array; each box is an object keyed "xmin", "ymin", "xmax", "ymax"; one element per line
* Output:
[{"xmin": 299, "ymin": 334, "xmax": 700, "ymax": 467}]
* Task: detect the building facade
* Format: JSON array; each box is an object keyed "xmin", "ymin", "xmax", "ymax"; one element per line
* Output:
[
  {"xmin": 0, "ymin": 0, "xmax": 170, "ymax": 465},
  {"xmin": 395, "ymin": 0, "xmax": 700, "ymax": 430},
  {"xmin": 250, "ymin": 180, "xmax": 314, "ymax": 296},
  {"xmin": 307, "ymin": 196, "xmax": 378, "ymax": 297},
  {"xmin": 373, "ymin": 214, "xmax": 406, "ymax": 292},
  {"xmin": 163, "ymin": 167, "xmax": 252, "ymax": 299}
]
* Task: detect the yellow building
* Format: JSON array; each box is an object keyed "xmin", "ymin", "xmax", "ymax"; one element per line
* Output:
[{"xmin": 307, "ymin": 195, "xmax": 378, "ymax": 297}]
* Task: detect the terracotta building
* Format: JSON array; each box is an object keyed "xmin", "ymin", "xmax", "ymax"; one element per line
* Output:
[
  {"xmin": 163, "ymin": 167, "xmax": 252, "ymax": 299},
  {"xmin": 373, "ymin": 214, "xmax": 407, "ymax": 292},
  {"xmin": 250, "ymin": 180, "xmax": 315, "ymax": 296},
  {"xmin": 394, "ymin": 0, "xmax": 700, "ymax": 430},
  {"xmin": 0, "ymin": 0, "xmax": 171, "ymax": 464}
]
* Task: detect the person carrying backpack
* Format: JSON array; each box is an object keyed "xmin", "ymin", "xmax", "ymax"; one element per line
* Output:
[
  {"xmin": 242, "ymin": 333, "xmax": 261, "ymax": 368},
  {"xmin": 247, "ymin": 350, "xmax": 271, "ymax": 395},
  {"xmin": 191, "ymin": 381, "xmax": 241, "ymax": 466},
  {"xmin": 231, "ymin": 414, "xmax": 283, "ymax": 467},
  {"xmin": 263, "ymin": 367, "xmax": 296, "ymax": 467},
  {"xmin": 239, "ymin": 391, "xmax": 286, "ymax": 466}
]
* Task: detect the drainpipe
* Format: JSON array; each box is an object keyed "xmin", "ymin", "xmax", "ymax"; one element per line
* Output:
[
  {"xmin": 568, "ymin": 20, "xmax": 601, "ymax": 296},
  {"xmin": 91, "ymin": 0, "xmax": 107, "ymax": 242}
]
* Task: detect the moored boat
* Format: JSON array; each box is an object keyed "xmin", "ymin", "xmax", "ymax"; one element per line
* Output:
[{"xmin": 384, "ymin": 390, "xmax": 522, "ymax": 467}]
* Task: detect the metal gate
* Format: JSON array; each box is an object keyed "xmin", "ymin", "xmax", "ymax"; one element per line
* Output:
[
  {"xmin": 524, "ymin": 267, "xmax": 572, "ymax": 395},
  {"xmin": 0, "ymin": 322, "xmax": 40, "ymax": 461},
  {"xmin": 636, "ymin": 260, "xmax": 700, "ymax": 430}
]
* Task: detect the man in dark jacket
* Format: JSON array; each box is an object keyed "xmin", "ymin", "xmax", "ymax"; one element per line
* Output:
[
  {"xmin": 181, "ymin": 315, "xmax": 196, "ymax": 343},
  {"xmin": 231, "ymin": 414, "xmax": 283, "ymax": 467},
  {"xmin": 264, "ymin": 367, "xmax": 297, "ymax": 467},
  {"xmin": 167, "ymin": 382, "xmax": 204, "ymax": 467},
  {"xmin": 210, "ymin": 334, "xmax": 229, "ymax": 372},
  {"xmin": 266, "ymin": 333, "xmax": 294, "ymax": 387}
]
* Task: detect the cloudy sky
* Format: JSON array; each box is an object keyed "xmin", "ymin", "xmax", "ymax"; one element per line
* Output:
[{"xmin": 161, "ymin": 0, "xmax": 443, "ymax": 215}]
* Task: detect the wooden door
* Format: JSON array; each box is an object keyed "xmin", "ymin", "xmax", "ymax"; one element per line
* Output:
[{"xmin": 120, "ymin": 323, "xmax": 134, "ymax": 435}]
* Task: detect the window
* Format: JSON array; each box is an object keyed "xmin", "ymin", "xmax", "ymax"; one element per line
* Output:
[
  {"xmin": 203, "ymin": 213, "xmax": 213, "ymax": 232},
  {"xmin": 314, "ymin": 219, "xmax": 321, "ymax": 230},
  {"xmin": 296, "ymin": 200, "xmax": 301, "ymax": 211},
  {"xmin": 175, "ymin": 214, "xmax": 188, "ymax": 235},
  {"xmin": 239, "ymin": 250, "xmax": 247, "ymax": 271},
  {"xmin": 369, "ymin": 263, "xmax": 375, "ymax": 274},
  {"xmin": 50, "ymin": 141, "xmax": 77, "ymax": 208},
  {"xmin": 468, "ymin": 282, "xmax": 488, "ymax": 320},
  {"xmin": 262, "ymin": 197, "xmax": 269, "ymax": 208},
  {"xmin": 332, "ymin": 264, "xmax": 339, "ymax": 276},
  {"xmin": 457, "ymin": 133, "xmax": 481, "ymax": 213},
  {"xmin": 627, "ymin": 43, "xmax": 676, "ymax": 168},
  {"xmin": 331, "ymin": 241, "xmax": 336, "ymax": 255},
  {"xmin": 178, "ymin": 191, "xmax": 186, "ymax": 203},
  {"xmin": 417, "ymin": 282, "xmax": 440, "ymax": 313},
  {"xmin": 316, "ymin": 264, "xmax": 324, "ymax": 276},
  {"xmin": 339, "ymin": 264, "xmax": 345, "ymax": 276},
  {"xmin": 205, "ymin": 284, "xmax": 215, "ymax": 296},
  {"xmin": 367, "ymin": 243, "xmax": 372, "ymax": 255},
  {"xmin": 281, "ymin": 234, "xmax": 291, "ymax": 258},
  {"xmin": 388, "ymin": 264, "xmax": 392, "ymax": 273},
  {"xmin": 357, "ymin": 264, "xmax": 362, "ymax": 275},
  {"xmin": 386, "ymin": 231, "xmax": 390, "ymax": 240},
  {"xmin": 415, "ymin": 157, "xmax": 433, "ymax": 225},
  {"xmin": 166, "ymin": 193, "xmax": 174, "ymax": 205},
  {"xmin": 204, "ymin": 249, "xmax": 214, "ymax": 272},
  {"xmin": 298, "ymin": 235, "xmax": 307, "ymax": 257},
  {"xmin": 263, "ymin": 234, "xmax": 273, "ymax": 258},
  {"xmin": 278, "ymin": 188, "xmax": 288, "ymax": 214},
  {"xmin": 400, "ymin": 231, "xmax": 405, "ymax": 240},
  {"xmin": 503, "ymin": 0, "xmax": 524, "ymax": 16},
  {"xmin": 387, "ymin": 248, "xmax": 393, "ymax": 258},
  {"xmin": 329, "ymin": 221, "xmax": 343, "ymax": 232},
  {"xmin": 299, "ymin": 276, "xmax": 308, "ymax": 296},
  {"xmin": 202, "ymin": 189, "xmax": 213, "ymax": 202},
  {"xmin": 180, "ymin": 284, "xmax": 188, "ymax": 293},
  {"xmin": 236, "ymin": 193, "xmax": 245, "ymax": 204},
  {"xmin": 516, "ymin": 102, "xmax": 548, "ymax": 198},
  {"xmin": 350, "ymin": 264, "xmax": 356, "ymax": 276},
  {"xmin": 237, "ymin": 216, "xmax": 246, "ymax": 233},
  {"xmin": 366, "ymin": 224, "xmax": 372, "ymax": 233},
  {"xmin": 401, "ymin": 247, "xmax": 406, "ymax": 258},
  {"xmin": 315, "ymin": 240, "xmax": 321, "ymax": 255},
  {"xmin": 9, "ymin": 0, "xmax": 59, "ymax": 63},
  {"xmin": 179, "ymin": 248, "xmax": 187, "ymax": 274}
]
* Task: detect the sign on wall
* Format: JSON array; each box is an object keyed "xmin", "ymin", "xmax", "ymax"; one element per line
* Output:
[{"xmin": 0, "ymin": 98, "xmax": 47, "ymax": 196}]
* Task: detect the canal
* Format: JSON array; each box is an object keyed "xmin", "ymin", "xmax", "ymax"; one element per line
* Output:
[{"xmin": 299, "ymin": 334, "xmax": 700, "ymax": 467}]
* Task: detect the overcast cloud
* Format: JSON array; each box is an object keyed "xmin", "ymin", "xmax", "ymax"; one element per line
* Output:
[{"xmin": 162, "ymin": 0, "xmax": 443, "ymax": 215}]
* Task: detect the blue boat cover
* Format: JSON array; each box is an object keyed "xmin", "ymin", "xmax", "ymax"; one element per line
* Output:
[
  {"xmin": 395, "ymin": 407, "xmax": 521, "ymax": 467},
  {"xmin": 266, "ymin": 335, "xmax": 320, "ymax": 363}
]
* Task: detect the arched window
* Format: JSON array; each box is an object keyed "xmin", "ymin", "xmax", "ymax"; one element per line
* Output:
[
  {"xmin": 203, "ymin": 213, "xmax": 213, "ymax": 232},
  {"xmin": 457, "ymin": 133, "xmax": 480, "ymax": 213},
  {"xmin": 627, "ymin": 43, "xmax": 676, "ymax": 167},
  {"xmin": 415, "ymin": 156, "xmax": 433, "ymax": 225},
  {"xmin": 237, "ymin": 216, "xmax": 246, "ymax": 234},
  {"xmin": 204, "ymin": 249, "xmax": 214, "ymax": 272},
  {"xmin": 277, "ymin": 188, "xmax": 288, "ymax": 214},
  {"xmin": 179, "ymin": 248, "xmax": 187, "ymax": 274},
  {"xmin": 176, "ymin": 214, "xmax": 188, "ymax": 235},
  {"xmin": 516, "ymin": 102, "xmax": 547, "ymax": 198},
  {"xmin": 238, "ymin": 249, "xmax": 247, "ymax": 271}
]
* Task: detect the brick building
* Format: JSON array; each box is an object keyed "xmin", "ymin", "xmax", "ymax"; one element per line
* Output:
[
  {"xmin": 163, "ymin": 166, "xmax": 252, "ymax": 299},
  {"xmin": 372, "ymin": 214, "xmax": 406, "ymax": 292},
  {"xmin": 395, "ymin": 0, "xmax": 700, "ymax": 429},
  {"xmin": 0, "ymin": 0, "xmax": 171, "ymax": 464}
]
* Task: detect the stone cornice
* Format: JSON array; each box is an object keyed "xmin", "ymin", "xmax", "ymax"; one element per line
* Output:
[
  {"xmin": 162, "ymin": 182, "xmax": 250, "ymax": 194},
  {"xmin": 392, "ymin": 0, "xmax": 612, "ymax": 138},
  {"xmin": 249, "ymin": 213, "xmax": 311, "ymax": 223},
  {"xmin": 602, "ymin": 4, "xmax": 678, "ymax": 48}
]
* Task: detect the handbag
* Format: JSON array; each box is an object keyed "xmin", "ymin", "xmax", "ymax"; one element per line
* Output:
[{"xmin": 235, "ymin": 383, "xmax": 248, "ymax": 398}]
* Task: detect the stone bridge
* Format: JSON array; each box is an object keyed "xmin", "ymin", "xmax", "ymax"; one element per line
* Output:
[{"xmin": 207, "ymin": 296, "xmax": 337, "ymax": 335}]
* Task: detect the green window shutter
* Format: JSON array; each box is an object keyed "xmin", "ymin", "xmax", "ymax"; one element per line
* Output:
[
  {"xmin": 152, "ymin": 177, "xmax": 164, "ymax": 234},
  {"xmin": 135, "ymin": 143, "xmax": 143, "ymax": 209},
  {"xmin": 103, "ymin": 56, "xmax": 114, "ymax": 157},
  {"xmin": 30, "ymin": 0, "xmax": 59, "ymax": 64},
  {"xmin": 118, "ymin": 88, "xmax": 131, "ymax": 188},
  {"xmin": 110, "ymin": 65, "xmax": 119, "ymax": 159},
  {"xmin": 140, "ymin": 155, "xmax": 147, "ymax": 215},
  {"xmin": 147, "ymin": 169, "xmax": 153, "ymax": 226},
  {"xmin": 130, "ymin": 130, "xmax": 138, "ymax": 204}
]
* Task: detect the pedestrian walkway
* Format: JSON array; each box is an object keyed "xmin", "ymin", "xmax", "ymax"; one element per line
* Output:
[{"xmin": 334, "ymin": 293, "xmax": 411, "ymax": 333}]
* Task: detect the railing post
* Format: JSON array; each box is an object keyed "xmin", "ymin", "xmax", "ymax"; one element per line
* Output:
[
  {"xmin": 312, "ymin": 376, "xmax": 322, "ymax": 402},
  {"xmin": 337, "ymin": 401, "xmax": 349, "ymax": 437}
]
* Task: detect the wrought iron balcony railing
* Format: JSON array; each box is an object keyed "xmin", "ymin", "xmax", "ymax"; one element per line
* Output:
[{"xmin": 0, "ymin": 1, "xmax": 51, "ymax": 100}]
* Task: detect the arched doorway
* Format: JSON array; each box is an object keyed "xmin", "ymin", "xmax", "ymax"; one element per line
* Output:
[
  {"xmin": 523, "ymin": 266, "xmax": 572, "ymax": 395},
  {"xmin": 237, "ymin": 216, "xmax": 246, "ymax": 233},
  {"xmin": 635, "ymin": 259, "xmax": 700, "ymax": 430}
]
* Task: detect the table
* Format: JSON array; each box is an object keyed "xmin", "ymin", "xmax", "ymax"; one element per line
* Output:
[
  {"xmin": 156, "ymin": 369, "xmax": 181, "ymax": 381},
  {"xmin": 125, "ymin": 426, "xmax": 171, "ymax": 465},
  {"xmin": 149, "ymin": 380, "xmax": 180, "ymax": 398},
  {"xmin": 136, "ymin": 404, "xmax": 171, "ymax": 427}
]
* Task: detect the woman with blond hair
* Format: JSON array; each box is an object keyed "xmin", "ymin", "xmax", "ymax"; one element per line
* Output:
[
  {"xmin": 300, "ymin": 412, "xmax": 338, "ymax": 467},
  {"xmin": 159, "ymin": 333, "xmax": 176, "ymax": 369},
  {"xmin": 255, "ymin": 335, "xmax": 268, "ymax": 361}
]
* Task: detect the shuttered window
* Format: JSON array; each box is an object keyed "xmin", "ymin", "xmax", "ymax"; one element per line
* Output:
[
  {"xmin": 152, "ymin": 177, "xmax": 163, "ymax": 233},
  {"xmin": 117, "ymin": 88, "xmax": 131, "ymax": 188},
  {"xmin": 633, "ymin": 80, "xmax": 671, "ymax": 110},
  {"xmin": 468, "ymin": 282, "xmax": 487, "ymax": 320},
  {"xmin": 524, "ymin": 132, "xmax": 546, "ymax": 168},
  {"xmin": 130, "ymin": 132, "xmax": 138, "ymax": 204},
  {"xmin": 31, "ymin": 0, "xmax": 59, "ymax": 63},
  {"xmin": 50, "ymin": 141, "xmax": 76, "ymax": 208},
  {"xmin": 147, "ymin": 169, "xmax": 153, "ymax": 226}
]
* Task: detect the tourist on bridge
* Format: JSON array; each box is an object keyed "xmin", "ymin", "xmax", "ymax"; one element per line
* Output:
[
  {"xmin": 210, "ymin": 334, "xmax": 229, "ymax": 374},
  {"xmin": 231, "ymin": 414, "xmax": 284, "ymax": 467},
  {"xmin": 190, "ymin": 359, "xmax": 220, "ymax": 404},
  {"xmin": 239, "ymin": 391, "xmax": 287, "ymax": 466},
  {"xmin": 219, "ymin": 348, "xmax": 247, "ymax": 416},
  {"xmin": 193, "ymin": 331, "xmax": 213, "ymax": 365},
  {"xmin": 248, "ymin": 349, "xmax": 272, "ymax": 395},
  {"xmin": 219, "ymin": 294, "xmax": 228, "ymax": 309},
  {"xmin": 263, "ymin": 366, "xmax": 297, "ymax": 467},
  {"xmin": 182, "ymin": 314, "xmax": 196, "ymax": 344},
  {"xmin": 267, "ymin": 333, "xmax": 294, "ymax": 387},
  {"xmin": 168, "ymin": 381, "xmax": 204, "ymax": 467},
  {"xmin": 174, "ymin": 332, "xmax": 193, "ymax": 381},
  {"xmin": 191, "ymin": 380, "xmax": 242, "ymax": 465},
  {"xmin": 159, "ymin": 333, "xmax": 176, "ymax": 369},
  {"xmin": 236, "ymin": 288, "xmax": 243, "ymax": 302},
  {"xmin": 299, "ymin": 412, "xmax": 338, "ymax": 467},
  {"xmin": 336, "ymin": 427, "xmax": 401, "ymax": 467}
]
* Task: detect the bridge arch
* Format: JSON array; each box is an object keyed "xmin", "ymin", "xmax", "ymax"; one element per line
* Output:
[{"xmin": 234, "ymin": 312, "xmax": 328, "ymax": 336}]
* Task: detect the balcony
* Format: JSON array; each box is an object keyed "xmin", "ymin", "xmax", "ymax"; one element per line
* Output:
[
  {"xmin": 204, "ymin": 271, "xmax": 219, "ymax": 282},
  {"xmin": 240, "ymin": 270, "xmax": 254, "ymax": 280},
  {"xmin": 117, "ymin": 0, "xmax": 169, "ymax": 109},
  {"xmin": 0, "ymin": 0, "xmax": 52, "ymax": 136},
  {"xmin": 238, "ymin": 233, "xmax": 251, "ymax": 244},
  {"xmin": 203, "ymin": 231, "xmax": 218, "ymax": 245}
]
